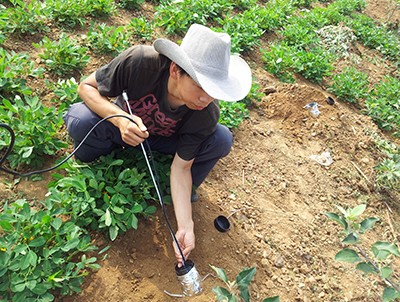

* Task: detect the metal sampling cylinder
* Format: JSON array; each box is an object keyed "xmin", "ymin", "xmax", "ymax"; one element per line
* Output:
[{"xmin": 175, "ymin": 260, "xmax": 202, "ymax": 296}]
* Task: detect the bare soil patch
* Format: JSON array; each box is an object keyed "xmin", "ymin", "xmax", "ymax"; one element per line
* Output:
[{"xmin": 2, "ymin": 0, "xmax": 399, "ymax": 301}]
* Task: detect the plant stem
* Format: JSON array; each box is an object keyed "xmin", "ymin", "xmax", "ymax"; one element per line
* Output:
[{"xmin": 356, "ymin": 245, "xmax": 400, "ymax": 292}]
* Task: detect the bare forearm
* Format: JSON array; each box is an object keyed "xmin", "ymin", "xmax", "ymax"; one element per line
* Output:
[
  {"xmin": 171, "ymin": 167, "xmax": 193, "ymax": 229},
  {"xmin": 170, "ymin": 157, "xmax": 194, "ymax": 230},
  {"xmin": 77, "ymin": 72, "xmax": 128, "ymax": 129}
]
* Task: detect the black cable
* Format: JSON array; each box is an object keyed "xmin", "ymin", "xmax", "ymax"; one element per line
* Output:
[
  {"xmin": 0, "ymin": 114, "xmax": 135, "ymax": 177},
  {"xmin": 1, "ymin": 111, "xmax": 187, "ymax": 266}
]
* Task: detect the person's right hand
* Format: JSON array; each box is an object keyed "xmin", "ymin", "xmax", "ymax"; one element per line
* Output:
[
  {"xmin": 118, "ymin": 114, "xmax": 149, "ymax": 146},
  {"xmin": 173, "ymin": 228, "xmax": 195, "ymax": 268}
]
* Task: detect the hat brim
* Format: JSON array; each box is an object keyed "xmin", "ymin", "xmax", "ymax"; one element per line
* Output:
[{"xmin": 154, "ymin": 38, "xmax": 252, "ymax": 102}]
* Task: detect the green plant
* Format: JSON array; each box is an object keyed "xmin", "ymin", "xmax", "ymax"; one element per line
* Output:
[
  {"xmin": 256, "ymin": 0, "xmax": 297, "ymax": 31},
  {"xmin": 154, "ymin": 0, "xmax": 209, "ymax": 35},
  {"xmin": 328, "ymin": 67, "xmax": 369, "ymax": 104},
  {"xmin": 375, "ymin": 155, "xmax": 400, "ymax": 191},
  {"xmin": 261, "ymin": 42, "xmax": 296, "ymax": 83},
  {"xmin": 0, "ymin": 198, "xmax": 99, "ymax": 301},
  {"xmin": 118, "ymin": 0, "xmax": 145, "ymax": 9},
  {"xmin": 154, "ymin": 0, "xmax": 230, "ymax": 35},
  {"xmin": 293, "ymin": 46, "xmax": 334, "ymax": 83},
  {"xmin": 210, "ymin": 265, "xmax": 280, "ymax": 302},
  {"xmin": 215, "ymin": 7, "xmax": 265, "ymax": 53},
  {"xmin": 0, "ymin": 49, "xmax": 44, "ymax": 98},
  {"xmin": 280, "ymin": 21, "xmax": 319, "ymax": 48},
  {"xmin": 128, "ymin": 16, "xmax": 154, "ymax": 41},
  {"xmin": 44, "ymin": 0, "xmax": 88, "ymax": 28},
  {"xmin": 46, "ymin": 149, "xmax": 170, "ymax": 240},
  {"xmin": 364, "ymin": 76, "xmax": 400, "ymax": 136},
  {"xmin": 344, "ymin": 13, "xmax": 400, "ymax": 62},
  {"xmin": 0, "ymin": 0, "xmax": 49, "ymax": 35},
  {"xmin": 0, "ymin": 95, "xmax": 67, "ymax": 169},
  {"xmin": 85, "ymin": 0, "xmax": 116, "ymax": 17},
  {"xmin": 326, "ymin": 204, "xmax": 400, "ymax": 302},
  {"xmin": 328, "ymin": 0, "xmax": 366, "ymax": 15},
  {"xmin": 47, "ymin": 77, "xmax": 81, "ymax": 106},
  {"xmin": 371, "ymin": 134, "xmax": 400, "ymax": 191},
  {"xmin": 33, "ymin": 33, "xmax": 90, "ymax": 76},
  {"xmin": 86, "ymin": 23, "xmax": 131, "ymax": 55},
  {"xmin": 219, "ymin": 101, "xmax": 249, "ymax": 129}
]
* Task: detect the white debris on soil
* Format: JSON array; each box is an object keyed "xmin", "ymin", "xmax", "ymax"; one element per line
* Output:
[{"xmin": 316, "ymin": 25, "xmax": 358, "ymax": 59}]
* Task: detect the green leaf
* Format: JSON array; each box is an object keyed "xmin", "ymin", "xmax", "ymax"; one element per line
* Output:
[
  {"xmin": 109, "ymin": 225, "xmax": 118, "ymax": 241},
  {"xmin": 356, "ymin": 262, "xmax": 377, "ymax": 274},
  {"xmin": 21, "ymin": 146, "xmax": 34, "ymax": 158},
  {"xmin": 25, "ymin": 279, "xmax": 37, "ymax": 290},
  {"xmin": 41, "ymin": 214, "xmax": 51, "ymax": 224},
  {"xmin": 372, "ymin": 242, "xmax": 400, "ymax": 259},
  {"xmin": 335, "ymin": 205, "xmax": 347, "ymax": 216},
  {"xmin": 108, "ymin": 159, "xmax": 124, "ymax": 167},
  {"xmin": 0, "ymin": 220, "xmax": 13, "ymax": 232},
  {"xmin": 334, "ymin": 248, "xmax": 361, "ymax": 263},
  {"xmin": 29, "ymin": 236, "xmax": 46, "ymax": 247},
  {"xmin": 236, "ymin": 267, "xmax": 257, "ymax": 287},
  {"xmin": 263, "ymin": 296, "xmax": 280, "ymax": 302},
  {"xmin": 111, "ymin": 206, "xmax": 124, "ymax": 214},
  {"xmin": 144, "ymin": 205, "xmax": 157, "ymax": 215},
  {"xmin": 325, "ymin": 212, "xmax": 348, "ymax": 229},
  {"xmin": 236, "ymin": 267, "xmax": 256, "ymax": 302},
  {"xmin": 47, "ymin": 270, "xmax": 62, "ymax": 282},
  {"xmin": 212, "ymin": 286, "xmax": 237, "ymax": 301},
  {"xmin": 11, "ymin": 281, "xmax": 25, "ymax": 293},
  {"xmin": 59, "ymin": 177, "xmax": 87, "ymax": 192},
  {"xmin": 99, "ymin": 246, "xmax": 111, "ymax": 254},
  {"xmin": 22, "ymin": 250, "xmax": 38, "ymax": 270},
  {"xmin": 61, "ymin": 237, "xmax": 80, "ymax": 252},
  {"xmin": 360, "ymin": 217, "xmax": 379, "ymax": 233},
  {"xmin": 349, "ymin": 204, "xmax": 366, "ymax": 218},
  {"xmin": 382, "ymin": 287, "xmax": 400, "ymax": 302},
  {"xmin": 31, "ymin": 283, "xmax": 50, "ymax": 295},
  {"xmin": 380, "ymin": 266, "xmax": 393, "ymax": 279},
  {"xmin": 342, "ymin": 233, "xmax": 359, "ymax": 244},
  {"xmin": 51, "ymin": 217, "xmax": 62, "ymax": 230},
  {"xmin": 210, "ymin": 265, "xmax": 229, "ymax": 283},
  {"xmin": 104, "ymin": 209, "xmax": 112, "ymax": 227},
  {"xmin": 128, "ymin": 213, "xmax": 138, "ymax": 229},
  {"xmin": 132, "ymin": 204, "xmax": 143, "ymax": 213}
]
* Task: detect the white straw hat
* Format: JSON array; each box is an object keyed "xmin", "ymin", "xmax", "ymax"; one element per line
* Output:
[{"xmin": 153, "ymin": 24, "xmax": 252, "ymax": 102}]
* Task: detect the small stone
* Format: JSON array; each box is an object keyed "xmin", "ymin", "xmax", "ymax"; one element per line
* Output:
[
  {"xmin": 263, "ymin": 87, "xmax": 277, "ymax": 95},
  {"xmin": 274, "ymin": 255, "xmax": 285, "ymax": 268},
  {"xmin": 261, "ymin": 258, "xmax": 269, "ymax": 267},
  {"xmin": 361, "ymin": 157, "xmax": 369, "ymax": 163}
]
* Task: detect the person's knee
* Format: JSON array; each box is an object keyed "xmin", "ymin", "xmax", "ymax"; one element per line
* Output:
[
  {"xmin": 215, "ymin": 124, "xmax": 233, "ymax": 158},
  {"xmin": 63, "ymin": 103, "xmax": 96, "ymax": 142}
]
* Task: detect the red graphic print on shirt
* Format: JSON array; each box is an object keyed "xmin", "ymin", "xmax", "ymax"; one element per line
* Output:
[{"xmin": 123, "ymin": 94, "xmax": 178, "ymax": 136}]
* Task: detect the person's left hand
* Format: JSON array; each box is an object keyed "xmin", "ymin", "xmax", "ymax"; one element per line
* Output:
[{"xmin": 173, "ymin": 228, "xmax": 195, "ymax": 268}]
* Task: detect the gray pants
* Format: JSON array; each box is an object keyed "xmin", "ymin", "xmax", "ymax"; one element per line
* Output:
[{"xmin": 63, "ymin": 103, "xmax": 233, "ymax": 187}]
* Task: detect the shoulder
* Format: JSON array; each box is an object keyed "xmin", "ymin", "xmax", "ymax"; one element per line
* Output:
[
  {"xmin": 118, "ymin": 45, "xmax": 170, "ymax": 69},
  {"xmin": 187, "ymin": 100, "xmax": 220, "ymax": 130},
  {"xmin": 204, "ymin": 100, "xmax": 220, "ymax": 121}
]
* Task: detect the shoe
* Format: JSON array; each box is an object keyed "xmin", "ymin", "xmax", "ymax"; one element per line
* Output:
[{"xmin": 191, "ymin": 190, "xmax": 199, "ymax": 203}]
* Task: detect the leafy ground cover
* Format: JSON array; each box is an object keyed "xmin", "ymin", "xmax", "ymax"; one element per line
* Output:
[{"xmin": 0, "ymin": 0, "xmax": 399, "ymax": 301}]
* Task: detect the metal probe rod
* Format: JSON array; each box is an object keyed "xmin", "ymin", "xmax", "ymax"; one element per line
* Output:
[{"xmin": 122, "ymin": 91, "xmax": 186, "ymax": 267}]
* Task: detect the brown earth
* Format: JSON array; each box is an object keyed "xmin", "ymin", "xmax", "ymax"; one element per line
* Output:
[{"xmin": 1, "ymin": 0, "xmax": 400, "ymax": 301}]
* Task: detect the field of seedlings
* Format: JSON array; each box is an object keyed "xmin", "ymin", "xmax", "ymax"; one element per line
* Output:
[{"xmin": 0, "ymin": 0, "xmax": 399, "ymax": 301}]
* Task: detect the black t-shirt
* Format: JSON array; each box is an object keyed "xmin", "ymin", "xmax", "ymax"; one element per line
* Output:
[{"xmin": 95, "ymin": 45, "xmax": 219, "ymax": 161}]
